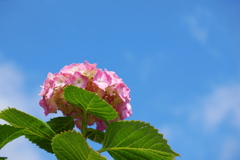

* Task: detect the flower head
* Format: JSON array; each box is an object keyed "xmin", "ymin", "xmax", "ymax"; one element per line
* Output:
[{"xmin": 39, "ymin": 61, "xmax": 132, "ymax": 131}]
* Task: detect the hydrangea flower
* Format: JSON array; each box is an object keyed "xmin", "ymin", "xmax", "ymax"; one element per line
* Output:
[{"xmin": 39, "ymin": 61, "xmax": 132, "ymax": 131}]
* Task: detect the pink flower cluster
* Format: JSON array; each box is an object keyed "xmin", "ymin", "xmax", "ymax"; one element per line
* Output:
[{"xmin": 39, "ymin": 61, "xmax": 132, "ymax": 131}]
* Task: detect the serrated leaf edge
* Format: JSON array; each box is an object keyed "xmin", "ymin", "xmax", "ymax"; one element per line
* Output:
[
  {"xmin": 51, "ymin": 130, "xmax": 106, "ymax": 159},
  {"xmin": 102, "ymin": 120, "xmax": 180, "ymax": 157},
  {"xmin": 0, "ymin": 107, "xmax": 56, "ymax": 138},
  {"xmin": 0, "ymin": 124, "xmax": 24, "ymax": 149},
  {"xmin": 0, "ymin": 107, "xmax": 56, "ymax": 153},
  {"xmin": 46, "ymin": 116, "xmax": 74, "ymax": 134}
]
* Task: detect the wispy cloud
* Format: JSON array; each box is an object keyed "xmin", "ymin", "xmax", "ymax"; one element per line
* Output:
[
  {"xmin": 185, "ymin": 8, "xmax": 213, "ymax": 44},
  {"xmin": 0, "ymin": 60, "xmax": 54, "ymax": 160},
  {"xmin": 219, "ymin": 136, "xmax": 240, "ymax": 160},
  {"xmin": 0, "ymin": 62, "xmax": 30, "ymax": 125},
  {"xmin": 191, "ymin": 83, "xmax": 240, "ymax": 131},
  {"xmin": 189, "ymin": 83, "xmax": 240, "ymax": 159},
  {"xmin": 0, "ymin": 137, "xmax": 44, "ymax": 160},
  {"xmin": 158, "ymin": 125, "xmax": 172, "ymax": 140}
]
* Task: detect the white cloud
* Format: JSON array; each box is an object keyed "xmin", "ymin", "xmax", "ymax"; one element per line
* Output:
[
  {"xmin": 0, "ymin": 63, "xmax": 26, "ymax": 109},
  {"xmin": 0, "ymin": 137, "xmax": 45, "ymax": 160},
  {"xmin": 186, "ymin": 15, "xmax": 208, "ymax": 44},
  {"xmin": 0, "ymin": 62, "xmax": 30, "ymax": 125},
  {"xmin": 185, "ymin": 8, "xmax": 213, "ymax": 44},
  {"xmin": 188, "ymin": 83, "xmax": 240, "ymax": 159},
  {"xmin": 219, "ymin": 136, "xmax": 239, "ymax": 160},
  {"xmin": 158, "ymin": 126, "xmax": 172, "ymax": 140},
  {"xmin": 0, "ymin": 61, "xmax": 54, "ymax": 160},
  {"xmin": 194, "ymin": 84, "xmax": 240, "ymax": 131}
]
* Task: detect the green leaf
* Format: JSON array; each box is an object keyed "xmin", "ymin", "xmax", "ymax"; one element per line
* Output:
[
  {"xmin": 47, "ymin": 116, "xmax": 74, "ymax": 134},
  {"xmin": 0, "ymin": 157, "xmax": 7, "ymax": 160},
  {"xmin": 52, "ymin": 130, "xmax": 106, "ymax": 160},
  {"xmin": 0, "ymin": 124, "xmax": 24, "ymax": 149},
  {"xmin": 99, "ymin": 121, "xmax": 180, "ymax": 160},
  {"xmin": 63, "ymin": 85, "xmax": 117, "ymax": 121},
  {"xmin": 0, "ymin": 108, "xmax": 56, "ymax": 153},
  {"xmin": 86, "ymin": 128, "xmax": 105, "ymax": 144}
]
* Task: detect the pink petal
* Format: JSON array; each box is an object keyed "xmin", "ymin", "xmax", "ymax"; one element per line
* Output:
[
  {"xmin": 93, "ymin": 69, "xmax": 110, "ymax": 90},
  {"xmin": 68, "ymin": 72, "xmax": 88, "ymax": 88},
  {"xmin": 115, "ymin": 83, "xmax": 130, "ymax": 102},
  {"xmin": 60, "ymin": 63, "xmax": 81, "ymax": 74},
  {"xmin": 104, "ymin": 69, "xmax": 122, "ymax": 85},
  {"xmin": 39, "ymin": 97, "xmax": 49, "ymax": 116},
  {"xmin": 39, "ymin": 72, "xmax": 54, "ymax": 96}
]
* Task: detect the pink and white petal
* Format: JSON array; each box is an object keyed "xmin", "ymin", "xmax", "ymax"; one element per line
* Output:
[
  {"xmin": 60, "ymin": 63, "xmax": 81, "ymax": 74},
  {"xmin": 53, "ymin": 73, "xmax": 70, "ymax": 87},
  {"xmin": 115, "ymin": 83, "xmax": 130, "ymax": 102},
  {"xmin": 39, "ymin": 97, "xmax": 49, "ymax": 116},
  {"xmin": 104, "ymin": 69, "xmax": 122, "ymax": 85},
  {"xmin": 93, "ymin": 69, "xmax": 110, "ymax": 90},
  {"xmin": 45, "ymin": 88, "xmax": 54, "ymax": 99},
  {"xmin": 84, "ymin": 61, "xmax": 97, "ymax": 70},
  {"xmin": 121, "ymin": 109, "xmax": 132, "ymax": 119},
  {"xmin": 69, "ymin": 72, "xmax": 88, "ymax": 88},
  {"xmin": 39, "ymin": 73, "xmax": 54, "ymax": 96}
]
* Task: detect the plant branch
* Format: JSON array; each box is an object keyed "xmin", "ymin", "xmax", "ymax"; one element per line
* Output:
[{"xmin": 81, "ymin": 110, "xmax": 87, "ymax": 137}]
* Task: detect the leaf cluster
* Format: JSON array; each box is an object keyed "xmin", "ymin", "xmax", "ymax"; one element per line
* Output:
[{"xmin": 0, "ymin": 85, "xmax": 179, "ymax": 160}]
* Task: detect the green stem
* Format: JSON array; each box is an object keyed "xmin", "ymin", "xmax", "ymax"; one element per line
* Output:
[
  {"xmin": 104, "ymin": 120, "xmax": 109, "ymax": 126},
  {"xmin": 82, "ymin": 110, "xmax": 87, "ymax": 137},
  {"xmin": 97, "ymin": 148, "xmax": 106, "ymax": 153}
]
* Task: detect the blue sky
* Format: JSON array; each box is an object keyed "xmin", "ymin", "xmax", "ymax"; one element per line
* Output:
[{"xmin": 0, "ymin": 0, "xmax": 240, "ymax": 160}]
